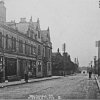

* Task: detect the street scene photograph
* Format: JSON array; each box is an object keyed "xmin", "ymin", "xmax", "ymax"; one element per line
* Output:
[{"xmin": 0, "ymin": 0, "xmax": 100, "ymax": 100}]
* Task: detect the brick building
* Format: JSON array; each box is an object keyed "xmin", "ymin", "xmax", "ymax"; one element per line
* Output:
[{"xmin": 0, "ymin": 1, "xmax": 52, "ymax": 82}]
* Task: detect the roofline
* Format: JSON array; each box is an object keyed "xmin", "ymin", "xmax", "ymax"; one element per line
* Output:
[{"xmin": 0, "ymin": 22, "xmax": 43, "ymax": 45}]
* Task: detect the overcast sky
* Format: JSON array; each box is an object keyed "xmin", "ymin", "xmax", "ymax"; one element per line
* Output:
[{"xmin": 4, "ymin": 0, "xmax": 100, "ymax": 66}]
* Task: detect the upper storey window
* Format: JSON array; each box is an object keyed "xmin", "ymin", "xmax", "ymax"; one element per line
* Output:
[
  {"xmin": 38, "ymin": 45, "xmax": 41, "ymax": 55},
  {"xmin": 38, "ymin": 31, "xmax": 40, "ymax": 39},
  {"xmin": 19, "ymin": 39, "xmax": 23, "ymax": 53},
  {"xmin": 6, "ymin": 34, "xmax": 8, "ymax": 49},
  {"xmin": 11, "ymin": 37, "xmax": 16, "ymax": 52},
  {"xmin": 0, "ymin": 32, "xmax": 2, "ymax": 48}
]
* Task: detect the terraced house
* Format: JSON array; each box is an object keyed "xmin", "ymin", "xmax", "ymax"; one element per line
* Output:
[{"xmin": 0, "ymin": 1, "xmax": 52, "ymax": 82}]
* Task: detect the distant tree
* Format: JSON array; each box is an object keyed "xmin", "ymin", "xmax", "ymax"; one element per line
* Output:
[{"xmin": 52, "ymin": 49, "xmax": 79, "ymax": 75}]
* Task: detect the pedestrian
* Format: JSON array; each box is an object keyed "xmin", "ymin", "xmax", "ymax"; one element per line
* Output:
[
  {"xmin": 24, "ymin": 71, "xmax": 28, "ymax": 83},
  {"xmin": 89, "ymin": 71, "xmax": 92, "ymax": 79}
]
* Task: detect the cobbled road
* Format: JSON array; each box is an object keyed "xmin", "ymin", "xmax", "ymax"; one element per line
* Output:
[{"xmin": 0, "ymin": 74, "xmax": 100, "ymax": 99}]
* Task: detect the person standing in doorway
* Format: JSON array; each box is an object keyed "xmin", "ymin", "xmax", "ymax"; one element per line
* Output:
[{"xmin": 24, "ymin": 71, "xmax": 28, "ymax": 83}]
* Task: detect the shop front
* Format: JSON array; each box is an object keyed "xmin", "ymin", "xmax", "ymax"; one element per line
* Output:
[
  {"xmin": 28, "ymin": 60, "xmax": 36, "ymax": 78},
  {"xmin": 42, "ymin": 57, "xmax": 48, "ymax": 77},
  {"xmin": 47, "ymin": 62, "xmax": 52, "ymax": 76},
  {"xmin": 18, "ymin": 59, "xmax": 25, "ymax": 79},
  {"xmin": 36, "ymin": 60, "xmax": 43, "ymax": 77},
  {"xmin": 5, "ymin": 57, "xmax": 17, "ymax": 80},
  {"xmin": 0, "ymin": 56, "xmax": 3, "ymax": 82}
]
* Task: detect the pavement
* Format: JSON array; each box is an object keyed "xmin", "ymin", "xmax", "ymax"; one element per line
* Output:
[
  {"xmin": 95, "ymin": 74, "xmax": 100, "ymax": 93},
  {"xmin": 0, "ymin": 76, "xmax": 62, "ymax": 88}
]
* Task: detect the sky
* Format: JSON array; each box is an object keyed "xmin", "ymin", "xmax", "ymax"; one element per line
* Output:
[{"xmin": 4, "ymin": 0, "xmax": 100, "ymax": 67}]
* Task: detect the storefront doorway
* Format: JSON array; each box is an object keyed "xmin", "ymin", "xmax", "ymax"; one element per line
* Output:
[
  {"xmin": 28, "ymin": 60, "xmax": 36, "ymax": 78},
  {"xmin": 19, "ymin": 59, "xmax": 24, "ymax": 79},
  {"xmin": 5, "ymin": 58, "xmax": 17, "ymax": 80}
]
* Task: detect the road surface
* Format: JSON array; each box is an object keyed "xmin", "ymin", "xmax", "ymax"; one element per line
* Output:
[{"xmin": 0, "ymin": 74, "xmax": 99, "ymax": 99}]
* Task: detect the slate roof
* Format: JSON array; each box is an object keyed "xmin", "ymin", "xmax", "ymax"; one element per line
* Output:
[{"xmin": 6, "ymin": 18, "xmax": 40, "ymax": 34}]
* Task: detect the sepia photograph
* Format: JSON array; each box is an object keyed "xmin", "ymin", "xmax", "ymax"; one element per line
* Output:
[{"xmin": 0, "ymin": 0, "xmax": 100, "ymax": 99}]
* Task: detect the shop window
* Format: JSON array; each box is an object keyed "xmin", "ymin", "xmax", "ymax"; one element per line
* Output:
[
  {"xmin": 48, "ymin": 63, "xmax": 51, "ymax": 71},
  {"xmin": 38, "ymin": 61, "xmax": 41, "ymax": 72},
  {"xmin": 6, "ymin": 58, "xmax": 17, "ymax": 76}
]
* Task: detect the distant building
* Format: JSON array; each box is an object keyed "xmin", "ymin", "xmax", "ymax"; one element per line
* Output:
[
  {"xmin": 52, "ymin": 49, "xmax": 77, "ymax": 76},
  {"xmin": 74, "ymin": 57, "xmax": 79, "ymax": 67},
  {"xmin": 79, "ymin": 67, "xmax": 88, "ymax": 73},
  {"xmin": 0, "ymin": 1, "xmax": 52, "ymax": 82},
  {"xmin": 41, "ymin": 27, "xmax": 52, "ymax": 77},
  {"xmin": 52, "ymin": 49, "xmax": 64, "ymax": 75},
  {"xmin": 94, "ymin": 60, "xmax": 98, "ymax": 74},
  {"xmin": 0, "ymin": 1, "xmax": 6, "ymax": 22}
]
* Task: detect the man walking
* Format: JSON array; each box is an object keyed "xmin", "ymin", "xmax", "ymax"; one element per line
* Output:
[{"xmin": 89, "ymin": 71, "xmax": 92, "ymax": 79}]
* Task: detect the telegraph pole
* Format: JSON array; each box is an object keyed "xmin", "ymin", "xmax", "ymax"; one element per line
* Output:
[
  {"xmin": 94, "ymin": 56, "xmax": 96, "ymax": 74},
  {"xmin": 96, "ymin": 41, "xmax": 100, "ymax": 76},
  {"xmin": 91, "ymin": 61, "xmax": 93, "ymax": 72},
  {"xmin": 63, "ymin": 43, "xmax": 66, "ymax": 53},
  {"xmin": 98, "ymin": 45, "xmax": 100, "ymax": 76},
  {"xmin": 62, "ymin": 43, "xmax": 66, "ymax": 76}
]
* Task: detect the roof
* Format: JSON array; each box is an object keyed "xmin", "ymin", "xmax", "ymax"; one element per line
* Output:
[
  {"xmin": 79, "ymin": 67, "xmax": 87, "ymax": 71},
  {"xmin": 41, "ymin": 29, "xmax": 50, "ymax": 42},
  {"xmin": 52, "ymin": 52, "xmax": 58, "ymax": 57},
  {"xmin": 6, "ymin": 18, "xmax": 40, "ymax": 34},
  {"xmin": 16, "ymin": 22, "xmax": 29, "ymax": 34},
  {"xmin": 52, "ymin": 52, "xmax": 62, "ymax": 57}
]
